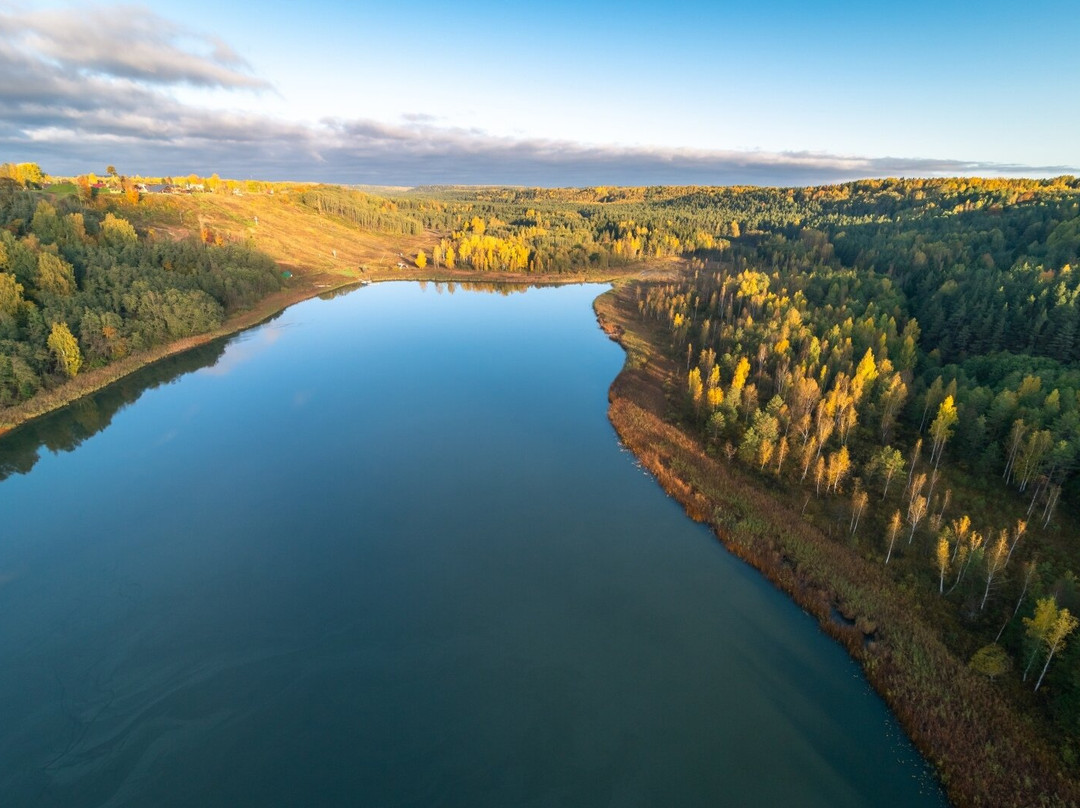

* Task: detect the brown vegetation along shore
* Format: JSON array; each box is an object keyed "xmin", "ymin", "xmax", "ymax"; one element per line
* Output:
[{"xmin": 594, "ymin": 279, "xmax": 1080, "ymax": 808}]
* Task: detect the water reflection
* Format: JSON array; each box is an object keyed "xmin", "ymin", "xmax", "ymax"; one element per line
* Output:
[
  {"xmin": 0, "ymin": 340, "xmax": 228, "ymax": 481},
  {"xmin": 0, "ymin": 284, "xmax": 535, "ymax": 481}
]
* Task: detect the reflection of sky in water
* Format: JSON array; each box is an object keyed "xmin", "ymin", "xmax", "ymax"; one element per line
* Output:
[
  {"xmin": 0, "ymin": 283, "xmax": 944, "ymax": 807},
  {"xmin": 197, "ymin": 322, "xmax": 289, "ymax": 377}
]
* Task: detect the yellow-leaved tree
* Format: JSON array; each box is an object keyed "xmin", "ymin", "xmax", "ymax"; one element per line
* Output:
[
  {"xmin": 47, "ymin": 321, "xmax": 82, "ymax": 378},
  {"xmin": 36, "ymin": 252, "xmax": 76, "ymax": 297},
  {"xmin": 727, "ymin": 356, "xmax": 750, "ymax": 405},
  {"xmin": 1024, "ymin": 597, "xmax": 1079, "ymax": 692},
  {"xmin": 0, "ymin": 271, "xmax": 24, "ymax": 317},
  {"xmin": 929, "ymin": 395, "xmax": 959, "ymax": 469},
  {"xmin": 101, "ymin": 213, "xmax": 138, "ymax": 246}
]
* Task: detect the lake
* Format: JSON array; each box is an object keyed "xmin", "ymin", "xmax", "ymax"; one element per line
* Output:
[{"xmin": 0, "ymin": 282, "xmax": 945, "ymax": 806}]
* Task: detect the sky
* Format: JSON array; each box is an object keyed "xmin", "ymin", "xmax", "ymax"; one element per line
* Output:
[{"xmin": 2, "ymin": 0, "xmax": 1078, "ymax": 186}]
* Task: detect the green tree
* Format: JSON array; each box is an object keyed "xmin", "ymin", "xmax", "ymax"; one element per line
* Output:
[{"xmin": 873, "ymin": 445, "xmax": 904, "ymax": 499}]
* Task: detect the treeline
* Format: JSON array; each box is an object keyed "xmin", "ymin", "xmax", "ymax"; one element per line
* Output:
[
  {"xmin": 413, "ymin": 199, "xmax": 704, "ymax": 273},
  {"xmin": 295, "ymin": 186, "xmax": 425, "ymax": 235},
  {"xmin": 427, "ymin": 213, "xmax": 676, "ymax": 273},
  {"xmin": 0, "ymin": 163, "xmax": 46, "ymax": 188},
  {"xmin": 400, "ymin": 177, "xmax": 1080, "ymax": 279},
  {"xmin": 297, "ymin": 186, "xmax": 692, "ymax": 271},
  {"xmin": 0, "ymin": 178, "xmax": 281, "ymax": 408}
]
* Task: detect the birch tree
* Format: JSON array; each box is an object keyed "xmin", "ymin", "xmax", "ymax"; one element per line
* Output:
[
  {"xmin": 980, "ymin": 530, "xmax": 1009, "ymax": 611},
  {"xmin": 850, "ymin": 488, "xmax": 869, "ymax": 537},
  {"xmin": 928, "ymin": 395, "xmax": 958, "ymax": 469},
  {"xmin": 1024, "ymin": 597, "xmax": 1079, "ymax": 692},
  {"xmin": 936, "ymin": 529, "xmax": 951, "ymax": 593},
  {"xmin": 874, "ymin": 446, "xmax": 904, "ymax": 499},
  {"xmin": 907, "ymin": 494, "xmax": 928, "ymax": 544},
  {"xmin": 884, "ymin": 509, "xmax": 902, "ymax": 565}
]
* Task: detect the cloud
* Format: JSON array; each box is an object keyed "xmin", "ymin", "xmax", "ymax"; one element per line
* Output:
[
  {"xmin": 1, "ymin": 5, "xmax": 268, "ymax": 89},
  {"xmin": 304, "ymin": 120, "xmax": 1080, "ymax": 186},
  {"xmin": 1, "ymin": 5, "xmax": 1073, "ymax": 186}
]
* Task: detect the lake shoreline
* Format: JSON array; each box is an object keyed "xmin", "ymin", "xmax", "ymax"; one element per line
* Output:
[
  {"xmin": 0, "ymin": 264, "xmax": 657, "ymax": 438},
  {"xmin": 593, "ymin": 279, "xmax": 1080, "ymax": 808}
]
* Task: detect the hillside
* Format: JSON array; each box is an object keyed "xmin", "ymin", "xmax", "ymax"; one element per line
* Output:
[
  {"xmin": 125, "ymin": 191, "xmax": 433, "ymax": 282},
  {"xmin": 0, "ymin": 177, "xmax": 660, "ymax": 434},
  {"xmin": 0, "ymin": 185, "xmax": 402, "ymax": 432}
]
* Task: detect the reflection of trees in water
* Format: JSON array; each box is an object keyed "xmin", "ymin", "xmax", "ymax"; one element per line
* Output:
[
  {"xmin": 0, "ymin": 339, "xmax": 228, "ymax": 482},
  {"xmin": 457, "ymin": 282, "xmax": 533, "ymax": 295},
  {"xmin": 422, "ymin": 281, "xmax": 560, "ymax": 296},
  {"xmin": 316, "ymin": 283, "xmax": 367, "ymax": 302},
  {"xmin": 0, "ymin": 279, "xmax": 598, "ymax": 479},
  {"xmin": 337, "ymin": 279, "xmax": 602, "ymax": 300}
]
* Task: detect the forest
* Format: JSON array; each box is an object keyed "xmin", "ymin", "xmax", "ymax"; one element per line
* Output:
[{"xmin": 0, "ymin": 171, "xmax": 281, "ymax": 408}]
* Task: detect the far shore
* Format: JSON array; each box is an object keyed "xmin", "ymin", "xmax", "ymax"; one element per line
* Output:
[{"xmin": 0, "ymin": 261, "xmax": 674, "ymax": 438}]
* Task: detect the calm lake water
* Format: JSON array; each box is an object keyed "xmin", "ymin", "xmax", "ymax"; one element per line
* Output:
[{"xmin": 0, "ymin": 282, "xmax": 945, "ymax": 807}]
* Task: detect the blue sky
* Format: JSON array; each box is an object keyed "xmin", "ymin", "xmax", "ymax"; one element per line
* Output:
[{"xmin": 2, "ymin": 0, "xmax": 1078, "ymax": 185}]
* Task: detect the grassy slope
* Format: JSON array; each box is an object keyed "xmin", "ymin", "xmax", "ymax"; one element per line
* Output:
[{"xmin": 595, "ymin": 277, "xmax": 1080, "ymax": 808}]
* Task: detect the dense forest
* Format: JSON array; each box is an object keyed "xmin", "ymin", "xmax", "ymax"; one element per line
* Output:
[
  {"xmin": 0, "ymin": 172, "xmax": 281, "ymax": 408},
  {"xmin": 594, "ymin": 179, "xmax": 1080, "ymax": 754}
]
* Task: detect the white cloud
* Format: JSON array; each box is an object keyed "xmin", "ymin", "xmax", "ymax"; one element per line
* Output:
[{"xmin": 3, "ymin": 5, "xmax": 268, "ymax": 88}]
